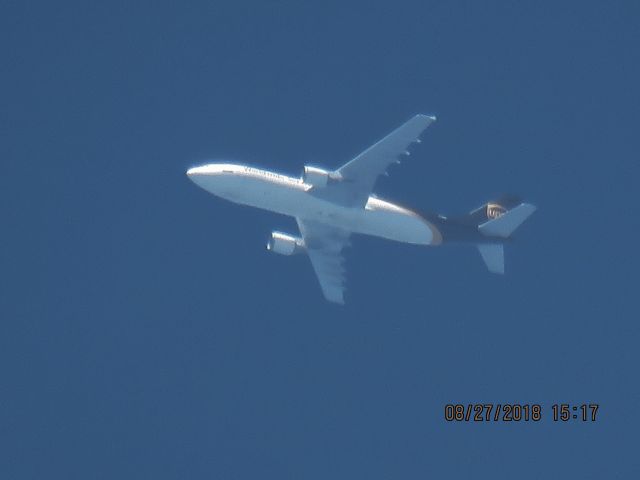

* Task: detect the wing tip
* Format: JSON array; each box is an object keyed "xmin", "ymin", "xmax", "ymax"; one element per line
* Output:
[
  {"xmin": 416, "ymin": 113, "xmax": 437, "ymax": 122},
  {"xmin": 324, "ymin": 289, "xmax": 346, "ymax": 305}
]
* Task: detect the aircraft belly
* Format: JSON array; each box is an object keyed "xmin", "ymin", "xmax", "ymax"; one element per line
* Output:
[
  {"xmin": 211, "ymin": 177, "xmax": 307, "ymax": 215},
  {"xmin": 355, "ymin": 208, "xmax": 434, "ymax": 245},
  {"xmin": 205, "ymin": 177, "xmax": 436, "ymax": 245},
  {"xmin": 255, "ymin": 188, "xmax": 436, "ymax": 245},
  {"xmin": 296, "ymin": 199, "xmax": 435, "ymax": 246}
]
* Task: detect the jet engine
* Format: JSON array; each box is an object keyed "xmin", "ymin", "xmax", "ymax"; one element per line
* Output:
[
  {"xmin": 303, "ymin": 165, "xmax": 339, "ymax": 188},
  {"xmin": 266, "ymin": 231, "xmax": 305, "ymax": 255}
]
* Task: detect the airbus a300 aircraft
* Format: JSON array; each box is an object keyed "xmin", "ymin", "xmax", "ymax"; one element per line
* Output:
[{"xmin": 187, "ymin": 115, "xmax": 535, "ymax": 304}]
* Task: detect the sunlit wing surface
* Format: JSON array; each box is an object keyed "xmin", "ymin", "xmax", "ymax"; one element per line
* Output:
[
  {"xmin": 323, "ymin": 114, "xmax": 436, "ymax": 207},
  {"xmin": 296, "ymin": 218, "xmax": 352, "ymax": 304}
]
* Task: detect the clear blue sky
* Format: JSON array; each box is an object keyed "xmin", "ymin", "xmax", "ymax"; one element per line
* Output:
[{"xmin": 2, "ymin": 1, "xmax": 639, "ymax": 478}]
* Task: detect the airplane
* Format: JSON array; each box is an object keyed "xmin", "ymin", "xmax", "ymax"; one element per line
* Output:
[{"xmin": 186, "ymin": 114, "xmax": 536, "ymax": 304}]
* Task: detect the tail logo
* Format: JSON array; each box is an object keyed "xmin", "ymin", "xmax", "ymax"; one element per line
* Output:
[{"xmin": 486, "ymin": 203, "xmax": 507, "ymax": 220}]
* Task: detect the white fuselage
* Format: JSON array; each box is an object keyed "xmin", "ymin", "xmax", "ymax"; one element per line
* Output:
[{"xmin": 186, "ymin": 163, "xmax": 442, "ymax": 245}]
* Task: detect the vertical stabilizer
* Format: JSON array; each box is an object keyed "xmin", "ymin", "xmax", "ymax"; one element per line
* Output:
[{"xmin": 477, "ymin": 244, "xmax": 504, "ymax": 274}]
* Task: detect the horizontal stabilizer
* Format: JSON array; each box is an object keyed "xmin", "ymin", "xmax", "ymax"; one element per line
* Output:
[
  {"xmin": 478, "ymin": 203, "xmax": 536, "ymax": 238},
  {"xmin": 477, "ymin": 244, "xmax": 504, "ymax": 274}
]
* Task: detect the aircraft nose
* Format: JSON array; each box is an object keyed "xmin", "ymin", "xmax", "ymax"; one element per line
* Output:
[
  {"xmin": 186, "ymin": 165, "xmax": 226, "ymax": 190},
  {"xmin": 186, "ymin": 166, "xmax": 211, "ymax": 183},
  {"xmin": 186, "ymin": 166, "xmax": 207, "ymax": 187},
  {"xmin": 186, "ymin": 166, "xmax": 201, "ymax": 178}
]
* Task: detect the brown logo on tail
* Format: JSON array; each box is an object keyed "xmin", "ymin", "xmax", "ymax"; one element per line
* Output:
[{"xmin": 486, "ymin": 203, "xmax": 507, "ymax": 220}]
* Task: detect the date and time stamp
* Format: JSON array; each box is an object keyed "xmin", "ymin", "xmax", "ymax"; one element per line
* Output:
[{"xmin": 444, "ymin": 403, "xmax": 599, "ymax": 423}]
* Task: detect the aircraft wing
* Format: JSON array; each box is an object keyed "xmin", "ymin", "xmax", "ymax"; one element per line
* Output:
[
  {"xmin": 296, "ymin": 218, "xmax": 351, "ymax": 304},
  {"xmin": 330, "ymin": 114, "xmax": 436, "ymax": 207}
]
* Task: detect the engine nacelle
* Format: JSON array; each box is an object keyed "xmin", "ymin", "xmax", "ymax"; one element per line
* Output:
[
  {"xmin": 303, "ymin": 165, "xmax": 334, "ymax": 188},
  {"xmin": 266, "ymin": 231, "xmax": 305, "ymax": 256}
]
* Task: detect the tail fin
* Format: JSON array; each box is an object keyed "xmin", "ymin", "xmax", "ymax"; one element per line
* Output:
[
  {"xmin": 477, "ymin": 244, "xmax": 504, "ymax": 274},
  {"xmin": 472, "ymin": 196, "xmax": 536, "ymax": 274}
]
